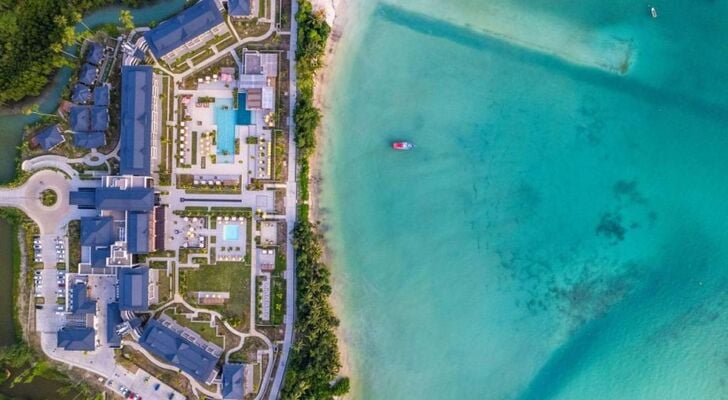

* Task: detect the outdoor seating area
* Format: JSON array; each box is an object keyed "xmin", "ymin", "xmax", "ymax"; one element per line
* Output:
[{"xmin": 177, "ymin": 216, "xmax": 207, "ymax": 249}]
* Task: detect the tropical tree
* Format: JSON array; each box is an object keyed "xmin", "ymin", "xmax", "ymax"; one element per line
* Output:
[
  {"xmin": 22, "ymin": 104, "xmax": 56, "ymax": 118},
  {"xmin": 119, "ymin": 9, "xmax": 134, "ymax": 31}
]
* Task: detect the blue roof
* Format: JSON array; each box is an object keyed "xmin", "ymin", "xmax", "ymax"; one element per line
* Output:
[
  {"xmin": 72, "ymin": 84, "xmax": 92, "ymax": 103},
  {"xmin": 73, "ymin": 131, "xmax": 106, "ymax": 149},
  {"xmin": 80, "ymin": 216, "xmax": 114, "ymax": 247},
  {"xmin": 118, "ymin": 267, "xmax": 149, "ymax": 311},
  {"xmin": 33, "ymin": 125, "xmax": 64, "ymax": 151},
  {"xmin": 222, "ymin": 364, "xmax": 244, "ymax": 399},
  {"xmin": 120, "ymin": 66, "xmax": 153, "ymax": 176},
  {"xmin": 70, "ymin": 189, "xmax": 96, "ymax": 208},
  {"xmin": 69, "ymin": 106, "xmax": 108, "ymax": 132},
  {"xmin": 95, "ymin": 187, "xmax": 155, "ymax": 211},
  {"xmin": 70, "ymin": 282, "xmax": 97, "ymax": 316},
  {"xmin": 106, "ymin": 303, "xmax": 123, "ymax": 347},
  {"xmin": 144, "ymin": 0, "xmax": 223, "ymax": 59},
  {"xmin": 127, "ymin": 212, "xmax": 150, "ymax": 254},
  {"xmin": 86, "ymin": 42, "xmax": 105, "ymax": 65},
  {"xmin": 91, "ymin": 246, "xmax": 111, "ymax": 267},
  {"xmin": 57, "ymin": 327, "xmax": 96, "ymax": 351},
  {"xmin": 228, "ymin": 0, "xmax": 251, "ymax": 17},
  {"xmin": 139, "ymin": 319, "xmax": 220, "ymax": 383},
  {"xmin": 94, "ymin": 84, "xmax": 110, "ymax": 106},
  {"xmin": 78, "ymin": 63, "xmax": 98, "ymax": 85}
]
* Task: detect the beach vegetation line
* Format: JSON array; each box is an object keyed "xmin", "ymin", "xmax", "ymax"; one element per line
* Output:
[{"xmin": 282, "ymin": 1, "xmax": 349, "ymax": 398}]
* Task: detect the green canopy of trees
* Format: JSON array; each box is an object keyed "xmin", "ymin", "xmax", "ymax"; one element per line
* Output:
[
  {"xmin": 0, "ymin": 0, "xmax": 148, "ymax": 106},
  {"xmin": 282, "ymin": 1, "xmax": 348, "ymax": 399}
]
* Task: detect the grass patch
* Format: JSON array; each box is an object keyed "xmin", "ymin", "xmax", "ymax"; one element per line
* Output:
[
  {"xmin": 191, "ymin": 131, "xmax": 198, "ymax": 165},
  {"xmin": 180, "ymin": 261, "xmax": 251, "ymax": 331},
  {"xmin": 271, "ymin": 277, "xmax": 285, "ymax": 325},
  {"xmin": 191, "ymin": 48, "xmax": 215, "ymax": 66},
  {"xmin": 216, "ymin": 35, "xmax": 239, "ymax": 51}
]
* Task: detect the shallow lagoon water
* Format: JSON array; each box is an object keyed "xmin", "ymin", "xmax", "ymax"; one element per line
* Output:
[{"xmin": 320, "ymin": 0, "xmax": 728, "ymax": 399}]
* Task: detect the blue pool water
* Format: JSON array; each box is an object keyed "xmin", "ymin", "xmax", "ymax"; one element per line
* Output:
[
  {"xmin": 214, "ymin": 98, "xmax": 236, "ymax": 163},
  {"xmin": 222, "ymin": 224, "xmax": 239, "ymax": 241},
  {"xmin": 237, "ymin": 93, "xmax": 252, "ymax": 125}
]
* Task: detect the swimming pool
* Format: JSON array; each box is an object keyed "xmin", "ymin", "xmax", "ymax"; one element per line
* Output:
[
  {"xmin": 237, "ymin": 93, "xmax": 252, "ymax": 125},
  {"xmin": 222, "ymin": 224, "xmax": 239, "ymax": 241},
  {"xmin": 213, "ymin": 98, "xmax": 236, "ymax": 163}
]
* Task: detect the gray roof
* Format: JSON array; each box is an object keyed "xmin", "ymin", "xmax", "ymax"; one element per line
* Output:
[
  {"xmin": 106, "ymin": 302, "xmax": 123, "ymax": 348},
  {"xmin": 69, "ymin": 106, "xmax": 108, "ymax": 132},
  {"xmin": 72, "ymin": 84, "xmax": 93, "ymax": 103},
  {"xmin": 95, "ymin": 187, "xmax": 154, "ymax": 211},
  {"xmin": 120, "ymin": 66, "xmax": 153, "ymax": 176},
  {"xmin": 73, "ymin": 131, "xmax": 106, "ymax": 149},
  {"xmin": 57, "ymin": 327, "xmax": 96, "ymax": 351},
  {"xmin": 127, "ymin": 211, "xmax": 150, "ymax": 254},
  {"xmin": 118, "ymin": 267, "xmax": 149, "ymax": 311},
  {"xmin": 86, "ymin": 42, "xmax": 105, "ymax": 65},
  {"xmin": 94, "ymin": 84, "xmax": 110, "ymax": 106},
  {"xmin": 79, "ymin": 63, "xmax": 98, "ymax": 85},
  {"xmin": 139, "ymin": 319, "xmax": 219, "ymax": 383},
  {"xmin": 80, "ymin": 216, "xmax": 114, "ymax": 247},
  {"xmin": 33, "ymin": 124, "xmax": 64, "ymax": 151},
  {"xmin": 144, "ymin": 0, "xmax": 223, "ymax": 58},
  {"xmin": 222, "ymin": 364, "xmax": 245, "ymax": 399},
  {"xmin": 228, "ymin": 0, "xmax": 251, "ymax": 16}
]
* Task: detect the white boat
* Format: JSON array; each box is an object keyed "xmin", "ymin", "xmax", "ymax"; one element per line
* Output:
[{"xmin": 650, "ymin": 6, "xmax": 658, "ymax": 18}]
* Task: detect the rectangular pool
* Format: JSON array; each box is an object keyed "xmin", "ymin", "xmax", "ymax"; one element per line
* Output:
[
  {"xmin": 222, "ymin": 224, "xmax": 239, "ymax": 241},
  {"xmin": 237, "ymin": 93, "xmax": 252, "ymax": 125},
  {"xmin": 214, "ymin": 98, "xmax": 236, "ymax": 163}
]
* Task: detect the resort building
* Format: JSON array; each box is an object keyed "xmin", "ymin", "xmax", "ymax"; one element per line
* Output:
[
  {"xmin": 120, "ymin": 66, "xmax": 157, "ymax": 176},
  {"xmin": 57, "ymin": 281, "xmax": 98, "ymax": 351},
  {"xmin": 143, "ymin": 0, "xmax": 226, "ymax": 64},
  {"xmin": 138, "ymin": 317, "xmax": 222, "ymax": 384},
  {"xmin": 32, "ymin": 124, "xmax": 65, "ymax": 151},
  {"xmin": 226, "ymin": 0, "xmax": 253, "ymax": 18},
  {"xmin": 117, "ymin": 267, "xmax": 150, "ymax": 312},
  {"xmin": 94, "ymin": 84, "xmax": 110, "ymax": 107},
  {"xmin": 222, "ymin": 363, "xmax": 245, "ymax": 399},
  {"xmin": 86, "ymin": 42, "xmax": 106, "ymax": 66},
  {"xmin": 69, "ymin": 176, "xmax": 160, "ymax": 272},
  {"xmin": 72, "ymin": 84, "xmax": 93, "ymax": 104},
  {"xmin": 79, "ymin": 63, "xmax": 99, "ymax": 86}
]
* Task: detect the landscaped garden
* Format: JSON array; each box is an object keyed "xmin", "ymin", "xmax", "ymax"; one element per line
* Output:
[
  {"xmin": 40, "ymin": 189, "xmax": 57, "ymax": 207},
  {"xmin": 179, "ymin": 261, "xmax": 251, "ymax": 331}
]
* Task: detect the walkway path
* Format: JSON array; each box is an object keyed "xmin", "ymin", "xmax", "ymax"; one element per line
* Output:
[{"xmin": 269, "ymin": 0, "xmax": 300, "ymax": 396}]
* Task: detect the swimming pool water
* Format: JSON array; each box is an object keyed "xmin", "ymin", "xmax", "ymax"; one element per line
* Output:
[
  {"xmin": 213, "ymin": 98, "xmax": 236, "ymax": 163},
  {"xmin": 237, "ymin": 93, "xmax": 252, "ymax": 125},
  {"xmin": 222, "ymin": 224, "xmax": 239, "ymax": 241}
]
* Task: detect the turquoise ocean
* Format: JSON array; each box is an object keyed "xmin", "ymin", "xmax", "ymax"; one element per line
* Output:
[{"xmin": 318, "ymin": 0, "xmax": 728, "ymax": 399}]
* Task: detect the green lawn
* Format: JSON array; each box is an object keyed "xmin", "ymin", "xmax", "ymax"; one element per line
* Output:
[
  {"xmin": 191, "ymin": 48, "xmax": 215, "ymax": 66},
  {"xmin": 191, "ymin": 132, "xmax": 198, "ymax": 165},
  {"xmin": 180, "ymin": 262, "xmax": 251, "ymax": 331},
  {"xmin": 156, "ymin": 270, "xmax": 172, "ymax": 304},
  {"xmin": 271, "ymin": 277, "xmax": 285, "ymax": 325},
  {"xmin": 216, "ymin": 35, "xmax": 238, "ymax": 51}
]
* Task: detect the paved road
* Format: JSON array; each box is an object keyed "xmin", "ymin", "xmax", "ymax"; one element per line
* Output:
[{"xmin": 269, "ymin": 0, "xmax": 299, "ymax": 396}]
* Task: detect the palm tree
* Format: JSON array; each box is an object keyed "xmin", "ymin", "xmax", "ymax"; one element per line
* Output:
[
  {"xmin": 119, "ymin": 10, "xmax": 135, "ymax": 31},
  {"xmin": 22, "ymin": 104, "xmax": 56, "ymax": 118}
]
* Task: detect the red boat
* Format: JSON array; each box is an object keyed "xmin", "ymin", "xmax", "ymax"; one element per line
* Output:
[{"xmin": 392, "ymin": 141, "xmax": 414, "ymax": 150}]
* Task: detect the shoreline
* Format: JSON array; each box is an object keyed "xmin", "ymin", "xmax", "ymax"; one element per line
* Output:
[{"xmin": 308, "ymin": 0, "xmax": 354, "ymax": 385}]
